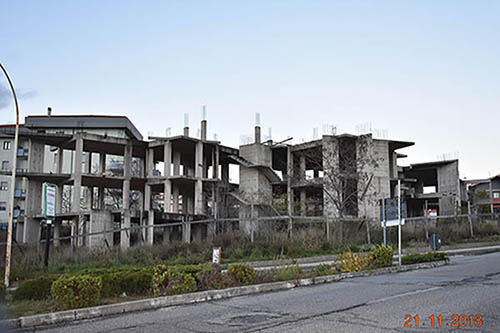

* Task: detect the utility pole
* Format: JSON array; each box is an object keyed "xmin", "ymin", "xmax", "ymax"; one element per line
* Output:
[{"xmin": 1, "ymin": 63, "xmax": 20, "ymax": 288}]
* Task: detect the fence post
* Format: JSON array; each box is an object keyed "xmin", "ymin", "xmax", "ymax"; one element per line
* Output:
[
  {"xmin": 250, "ymin": 195, "xmax": 254, "ymax": 243},
  {"xmin": 467, "ymin": 200, "xmax": 474, "ymax": 238},
  {"xmin": 325, "ymin": 216, "xmax": 330, "ymax": 242}
]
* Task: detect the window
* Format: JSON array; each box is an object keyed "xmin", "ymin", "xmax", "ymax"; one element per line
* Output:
[
  {"xmin": 2, "ymin": 161, "xmax": 9, "ymax": 170},
  {"xmin": 3, "ymin": 141, "xmax": 11, "ymax": 150},
  {"xmin": 0, "ymin": 202, "xmax": 6, "ymax": 211},
  {"xmin": 0, "ymin": 181, "xmax": 7, "ymax": 191},
  {"xmin": 494, "ymin": 192, "xmax": 500, "ymax": 199}
]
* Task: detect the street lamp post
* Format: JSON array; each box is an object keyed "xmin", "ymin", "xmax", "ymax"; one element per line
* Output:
[{"xmin": 1, "ymin": 63, "xmax": 20, "ymax": 288}]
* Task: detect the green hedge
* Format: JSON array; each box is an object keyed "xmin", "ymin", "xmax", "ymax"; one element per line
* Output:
[
  {"xmin": 227, "ymin": 264, "xmax": 256, "ymax": 286},
  {"xmin": 152, "ymin": 265, "xmax": 198, "ymax": 296},
  {"xmin": 402, "ymin": 252, "xmax": 449, "ymax": 265},
  {"xmin": 367, "ymin": 245, "xmax": 394, "ymax": 269},
  {"xmin": 12, "ymin": 275, "xmax": 59, "ymax": 301},
  {"xmin": 51, "ymin": 275, "xmax": 102, "ymax": 310}
]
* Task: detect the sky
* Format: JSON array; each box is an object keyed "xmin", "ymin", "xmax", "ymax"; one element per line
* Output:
[{"xmin": 0, "ymin": 0, "xmax": 499, "ymax": 179}]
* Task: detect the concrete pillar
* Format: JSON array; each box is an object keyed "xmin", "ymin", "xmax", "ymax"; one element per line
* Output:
[
  {"xmin": 53, "ymin": 221, "xmax": 61, "ymax": 248},
  {"xmin": 88, "ymin": 211, "xmax": 113, "ymax": 249},
  {"xmin": 57, "ymin": 148, "xmax": 64, "ymax": 174},
  {"xmin": 72, "ymin": 135, "xmax": 83, "ymax": 211},
  {"xmin": 255, "ymin": 126, "xmax": 261, "ymax": 144},
  {"xmin": 98, "ymin": 187, "xmax": 105, "ymax": 209},
  {"xmin": 222, "ymin": 163, "xmax": 229, "ymax": 182},
  {"xmin": 89, "ymin": 187, "xmax": 95, "ymax": 210},
  {"xmin": 121, "ymin": 143, "xmax": 132, "ymax": 250},
  {"xmin": 182, "ymin": 217, "xmax": 191, "ymax": 243},
  {"xmin": 99, "ymin": 153, "xmax": 106, "ymax": 175},
  {"xmin": 164, "ymin": 140, "xmax": 171, "ymax": 177},
  {"xmin": 300, "ymin": 190, "xmax": 306, "ymax": 216},
  {"xmin": 163, "ymin": 226, "xmax": 170, "ymax": 244},
  {"xmin": 194, "ymin": 142, "xmax": 204, "ymax": 215},
  {"xmin": 299, "ymin": 154, "xmax": 306, "ymax": 180},
  {"xmin": 85, "ymin": 152, "xmax": 92, "ymax": 174},
  {"xmin": 145, "ymin": 184, "xmax": 154, "ymax": 246},
  {"xmin": 192, "ymin": 224, "xmax": 202, "ymax": 242},
  {"xmin": 201, "ymin": 120, "xmax": 207, "ymax": 141},
  {"xmin": 287, "ymin": 147, "xmax": 293, "ymax": 219},
  {"xmin": 172, "ymin": 184, "xmax": 179, "ymax": 213},
  {"xmin": 173, "ymin": 151, "xmax": 181, "ymax": 176},
  {"xmin": 146, "ymin": 148, "xmax": 155, "ymax": 177},
  {"xmin": 214, "ymin": 146, "xmax": 219, "ymax": 179}
]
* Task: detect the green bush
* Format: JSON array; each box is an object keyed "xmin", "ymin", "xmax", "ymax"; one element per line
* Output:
[
  {"xmin": 312, "ymin": 264, "xmax": 340, "ymax": 277},
  {"xmin": 13, "ymin": 275, "xmax": 59, "ymax": 301},
  {"xmin": 168, "ymin": 273, "xmax": 197, "ymax": 295},
  {"xmin": 338, "ymin": 251, "xmax": 368, "ymax": 272},
  {"xmin": 152, "ymin": 265, "xmax": 198, "ymax": 296},
  {"xmin": 100, "ymin": 269, "xmax": 153, "ymax": 298},
  {"xmin": 227, "ymin": 264, "xmax": 256, "ymax": 286},
  {"xmin": 195, "ymin": 264, "xmax": 228, "ymax": 290},
  {"xmin": 402, "ymin": 252, "xmax": 449, "ymax": 265},
  {"xmin": 272, "ymin": 265, "xmax": 302, "ymax": 282},
  {"xmin": 367, "ymin": 244, "xmax": 394, "ymax": 269},
  {"xmin": 51, "ymin": 275, "xmax": 102, "ymax": 310}
]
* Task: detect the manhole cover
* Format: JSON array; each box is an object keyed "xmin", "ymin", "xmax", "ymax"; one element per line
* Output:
[{"xmin": 229, "ymin": 314, "xmax": 273, "ymax": 325}]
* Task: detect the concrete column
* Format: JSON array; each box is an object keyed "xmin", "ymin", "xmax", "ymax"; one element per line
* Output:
[
  {"xmin": 146, "ymin": 148, "xmax": 155, "ymax": 177},
  {"xmin": 164, "ymin": 140, "xmax": 171, "ymax": 177},
  {"xmin": 98, "ymin": 187, "xmax": 105, "ymax": 209},
  {"xmin": 287, "ymin": 147, "xmax": 293, "ymax": 219},
  {"xmin": 57, "ymin": 148, "xmax": 64, "ymax": 174},
  {"xmin": 194, "ymin": 142, "xmax": 204, "ymax": 215},
  {"xmin": 72, "ymin": 135, "xmax": 83, "ymax": 211},
  {"xmin": 164, "ymin": 180, "xmax": 172, "ymax": 213},
  {"xmin": 53, "ymin": 221, "xmax": 61, "ymax": 248},
  {"xmin": 163, "ymin": 226, "xmax": 170, "ymax": 244},
  {"xmin": 85, "ymin": 152, "xmax": 92, "ymax": 174},
  {"xmin": 173, "ymin": 151, "xmax": 181, "ymax": 176},
  {"xmin": 192, "ymin": 224, "xmax": 202, "ymax": 242},
  {"xmin": 88, "ymin": 211, "xmax": 113, "ymax": 249},
  {"xmin": 99, "ymin": 153, "xmax": 106, "ymax": 175},
  {"xmin": 145, "ymin": 184, "xmax": 154, "ymax": 246},
  {"xmin": 300, "ymin": 190, "xmax": 306, "ymax": 216},
  {"xmin": 222, "ymin": 163, "xmax": 229, "ymax": 182},
  {"xmin": 89, "ymin": 187, "xmax": 95, "ymax": 210},
  {"xmin": 214, "ymin": 146, "xmax": 219, "ymax": 179},
  {"xmin": 182, "ymin": 217, "xmax": 191, "ymax": 243},
  {"xmin": 299, "ymin": 154, "xmax": 306, "ymax": 180},
  {"xmin": 172, "ymin": 184, "xmax": 179, "ymax": 213},
  {"xmin": 121, "ymin": 143, "xmax": 132, "ymax": 250}
]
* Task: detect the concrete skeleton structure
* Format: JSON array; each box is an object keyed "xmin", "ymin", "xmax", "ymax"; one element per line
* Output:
[{"xmin": 0, "ymin": 112, "xmax": 468, "ymax": 249}]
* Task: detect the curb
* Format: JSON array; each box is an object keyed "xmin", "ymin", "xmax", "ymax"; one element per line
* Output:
[{"xmin": 1, "ymin": 260, "xmax": 448, "ymax": 330}]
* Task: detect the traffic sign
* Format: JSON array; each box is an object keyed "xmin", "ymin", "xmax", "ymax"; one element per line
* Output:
[{"xmin": 42, "ymin": 183, "xmax": 57, "ymax": 219}]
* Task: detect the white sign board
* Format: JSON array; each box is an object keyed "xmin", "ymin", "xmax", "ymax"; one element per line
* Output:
[
  {"xmin": 381, "ymin": 219, "xmax": 405, "ymax": 227},
  {"xmin": 42, "ymin": 183, "xmax": 57, "ymax": 218},
  {"xmin": 212, "ymin": 247, "xmax": 221, "ymax": 264}
]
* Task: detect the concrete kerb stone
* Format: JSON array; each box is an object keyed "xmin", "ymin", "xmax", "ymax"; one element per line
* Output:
[{"xmin": 4, "ymin": 260, "xmax": 448, "ymax": 329}]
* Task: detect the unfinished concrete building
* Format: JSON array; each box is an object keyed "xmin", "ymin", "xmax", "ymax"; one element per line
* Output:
[{"xmin": 0, "ymin": 112, "xmax": 465, "ymax": 249}]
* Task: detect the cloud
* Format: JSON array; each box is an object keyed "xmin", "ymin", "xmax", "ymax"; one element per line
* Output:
[{"xmin": 0, "ymin": 83, "xmax": 37, "ymax": 110}]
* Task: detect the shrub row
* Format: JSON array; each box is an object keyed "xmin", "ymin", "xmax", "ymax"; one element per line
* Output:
[{"xmin": 401, "ymin": 252, "xmax": 449, "ymax": 265}]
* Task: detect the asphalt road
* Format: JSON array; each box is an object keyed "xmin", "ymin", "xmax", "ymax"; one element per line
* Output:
[{"xmin": 35, "ymin": 252, "xmax": 500, "ymax": 332}]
